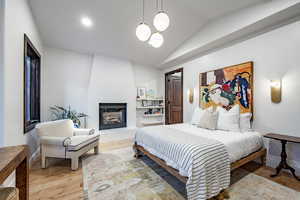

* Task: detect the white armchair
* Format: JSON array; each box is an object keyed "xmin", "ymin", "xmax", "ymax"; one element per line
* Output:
[{"xmin": 36, "ymin": 119, "xmax": 100, "ymax": 170}]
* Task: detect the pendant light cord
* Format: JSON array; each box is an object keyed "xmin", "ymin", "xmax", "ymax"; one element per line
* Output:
[
  {"xmin": 142, "ymin": 0, "xmax": 145, "ymax": 22},
  {"xmin": 161, "ymin": 0, "xmax": 163, "ymax": 11}
]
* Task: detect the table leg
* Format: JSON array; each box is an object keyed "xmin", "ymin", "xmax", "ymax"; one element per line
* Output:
[
  {"xmin": 271, "ymin": 140, "xmax": 300, "ymax": 181},
  {"xmin": 16, "ymin": 157, "xmax": 29, "ymax": 200},
  {"xmin": 271, "ymin": 163, "xmax": 283, "ymax": 177},
  {"xmin": 271, "ymin": 140, "xmax": 286, "ymax": 177},
  {"xmin": 286, "ymin": 165, "xmax": 300, "ymax": 181}
]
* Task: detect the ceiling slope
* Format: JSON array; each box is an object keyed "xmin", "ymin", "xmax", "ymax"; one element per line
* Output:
[
  {"xmin": 161, "ymin": 0, "xmax": 300, "ymax": 68},
  {"xmin": 28, "ymin": 0, "xmax": 265, "ymax": 66}
]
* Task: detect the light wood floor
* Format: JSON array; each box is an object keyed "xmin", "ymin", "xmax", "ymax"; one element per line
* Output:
[
  {"xmin": 29, "ymin": 139, "xmax": 300, "ymax": 199},
  {"xmin": 29, "ymin": 139, "xmax": 133, "ymax": 200}
]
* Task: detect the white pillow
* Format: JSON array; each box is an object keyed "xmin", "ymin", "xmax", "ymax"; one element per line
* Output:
[
  {"xmin": 191, "ymin": 107, "xmax": 203, "ymax": 125},
  {"xmin": 191, "ymin": 107, "xmax": 213, "ymax": 125},
  {"xmin": 217, "ymin": 105, "xmax": 240, "ymax": 132},
  {"xmin": 198, "ymin": 110, "xmax": 218, "ymax": 130},
  {"xmin": 240, "ymin": 113, "xmax": 252, "ymax": 132}
]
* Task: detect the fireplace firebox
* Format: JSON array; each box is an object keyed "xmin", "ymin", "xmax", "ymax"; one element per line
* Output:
[{"xmin": 99, "ymin": 103, "xmax": 127, "ymax": 130}]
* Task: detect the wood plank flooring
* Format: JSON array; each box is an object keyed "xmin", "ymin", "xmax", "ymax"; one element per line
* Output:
[
  {"xmin": 29, "ymin": 139, "xmax": 132, "ymax": 200},
  {"xmin": 29, "ymin": 139, "xmax": 300, "ymax": 200},
  {"xmin": 241, "ymin": 162, "xmax": 300, "ymax": 192},
  {"xmin": 29, "ymin": 157, "xmax": 84, "ymax": 200}
]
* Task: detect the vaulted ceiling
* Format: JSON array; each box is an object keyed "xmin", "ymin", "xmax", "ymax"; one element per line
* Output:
[{"xmin": 28, "ymin": 0, "xmax": 266, "ymax": 66}]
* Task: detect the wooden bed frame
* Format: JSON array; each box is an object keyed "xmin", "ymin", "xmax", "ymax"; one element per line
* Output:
[{"xmin": 133, "ymin": 143, "xmax": 266, "ymax": 200}]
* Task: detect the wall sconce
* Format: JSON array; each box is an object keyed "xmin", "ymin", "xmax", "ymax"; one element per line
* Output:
[
  {"xmin": 188, "ymin": 88, "xmax": 194, "ymax": 104},
  {"xmin": 270, "ymin": 80, "xmax": 281, "ymax": 103}
]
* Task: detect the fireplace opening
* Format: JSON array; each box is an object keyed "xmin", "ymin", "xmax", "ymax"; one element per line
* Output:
[{"xmin": 99, "ymin": 103, "xmax": 127, "ymax": 130}]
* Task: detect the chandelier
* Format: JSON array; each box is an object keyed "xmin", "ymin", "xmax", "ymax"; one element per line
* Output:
[{"xmin": 136, "ymin": 0, "xmax": 170, "ymax": 48}]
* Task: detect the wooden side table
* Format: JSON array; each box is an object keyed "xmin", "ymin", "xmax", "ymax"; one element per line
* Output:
[
  {"xmin": 0, "ymin": 145, "xmax": 29, "ymax": 200},
  {"xmin": 264, "ymin": 133, "xmax": 300, "ymax": 181}
]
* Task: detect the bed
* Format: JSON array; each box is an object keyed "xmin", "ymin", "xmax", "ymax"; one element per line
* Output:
[
  {"xmin": 133, "ymin": 62, "xmax": 266, "ymax": 200},
  {"xmin": 133, "ymin": 124, "xmax": 266, "ymax": 200}
]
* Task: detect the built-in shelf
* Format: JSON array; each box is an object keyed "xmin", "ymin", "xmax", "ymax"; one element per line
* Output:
[
  {"xmin": 136, "ymin": 95, "xmax": 165, "ymax": 127},
  {"xmin": 136, "ymin": 106, "xmax": 164, "ymax": 109},
  {"xmin": 143, "ymin": 114, "xmax": 163, "ymax": 117}
]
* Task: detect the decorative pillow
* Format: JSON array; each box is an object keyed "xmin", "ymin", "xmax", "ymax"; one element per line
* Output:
[
  {"xmin": 198, "ymin": 110, "xmax": 218, "ymax": 130},
  {"xmin": 191, "ymin": 107, "xmax": 203, "ymax": 125},
  {"xmin": 240, "ymin": 113, "xmax": 252, "ymax": 132},
  {"xmin": 217, "ymin": 105, "xmax": 240, "ymax": 132},
  {"xmin": 89, "ymin": 128, "xmax": 96, "ymax": 135},
  {"xmin": 191, "ymin": 107, "xmax": 213, "ymax": 125}
]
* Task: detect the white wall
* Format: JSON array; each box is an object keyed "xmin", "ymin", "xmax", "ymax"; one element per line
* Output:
[
  {"xmin": 133, "ymin": 63, "xmax": 164, "ymax": 127},
  {"xmin": 42, "ymin": 48, "xmax": 163, "ymax": 130},
  {"xmin": 3, "ymin": 0, "xmax": 43, "ymax": 155},
  {"xmin": 87, "ymin": 55, "xmax": 137, "ymax": 129},
  {"xmin": 133, "ymin": 63, "xmax": 164, "ymax": 98},
  {"xmin": 0, "ymin": 0, "xmax": 5, "ymax": 147},
  {"xmin": 42, "ymin": 47, "xmax": 93, "ymax": 121},
  {"xmin": 165, "ymin": 20, "xmax": 300, "ymax": 171}
]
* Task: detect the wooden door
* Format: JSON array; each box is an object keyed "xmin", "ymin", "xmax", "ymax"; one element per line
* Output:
[{"xmin": 165, "ymin": 69, "xmax": 183, "ymax": 124}]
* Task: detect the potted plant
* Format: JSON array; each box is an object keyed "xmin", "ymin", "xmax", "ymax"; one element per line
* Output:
[{"xmin": 49, "ymin": 105, "xmax": 88, "ymax": 128}]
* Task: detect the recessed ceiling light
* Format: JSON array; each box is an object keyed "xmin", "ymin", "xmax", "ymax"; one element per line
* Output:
[{"xmin": 81, "ymin": 16, "xmax": 93, "ymax": 28}]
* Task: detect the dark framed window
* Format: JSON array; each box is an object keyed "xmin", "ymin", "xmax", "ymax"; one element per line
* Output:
[{"xmin": 24, "ymin": 34, "xmax": 41, "ymax": 133}]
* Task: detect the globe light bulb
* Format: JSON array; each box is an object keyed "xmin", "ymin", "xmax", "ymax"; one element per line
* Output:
[
  {"xmin": 148, "ymin": 32, "xmax": 164, "ymax": 48},
  {"xmin": 136, "ymin": 23, "xmax": 151, "ymax": 42},
  {"xmin": 153, "ymin": 11, "xmax": 170, "ymax": 32}
]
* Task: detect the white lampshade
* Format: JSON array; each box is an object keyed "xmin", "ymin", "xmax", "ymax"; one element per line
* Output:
[
  {"xmin": 148, "ymin": 32, "xmax": 164, "ymax": 48},
  {"xmin": 153, "ymin": 11, "xmax": 170, "ymax": 32},
  {"xmin": 136, "ymin": 23, "xmax": 151, "ymax": 41}
]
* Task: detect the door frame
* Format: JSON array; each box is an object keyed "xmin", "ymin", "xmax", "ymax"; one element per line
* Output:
[{"xmin": 165, "ymin": 68, "xmax": 183, "ymax": 124}]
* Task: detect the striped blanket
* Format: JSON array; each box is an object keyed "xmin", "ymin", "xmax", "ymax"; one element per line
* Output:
[{"xmin": 135, "ymin": 126, "xmax": 230, "ymax": 200}]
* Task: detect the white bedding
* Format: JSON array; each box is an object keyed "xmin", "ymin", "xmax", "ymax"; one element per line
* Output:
[
  {"xmin": 135, "ymin": 123, "xmax": 263, "ymax": 178},
  {"xmin": 135, "ymin": 124, "xmax": 264, "ymax": 200},
  {"xmin": 135, "ymin": 125, "xmax": 230, "ymax": 200},
  {"xmin": 167, "ymin": 123, "xmax": 263, "ymax": 163}
]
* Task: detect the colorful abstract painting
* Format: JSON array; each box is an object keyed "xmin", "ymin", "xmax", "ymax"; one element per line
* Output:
[{"xmin": 199, "ymin": 62, "xmax": 253, "ymax": 114}]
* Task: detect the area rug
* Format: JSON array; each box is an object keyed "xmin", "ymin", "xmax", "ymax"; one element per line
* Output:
[{"xmin": 82, "ymin": 147, "xmax": 300, "ymax": 200}]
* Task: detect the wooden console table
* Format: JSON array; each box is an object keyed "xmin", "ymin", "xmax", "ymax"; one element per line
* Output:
[
  {"xmin": 0, "ymin": 145, "xmax": 29, "ymax": 200},
  {"xmin": 264, "ymin": 133, "xmax": 300, "ymax": 181}
]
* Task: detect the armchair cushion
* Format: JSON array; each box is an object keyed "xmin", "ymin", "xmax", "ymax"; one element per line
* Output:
[
  {"xmin": 67, "ymin": 133, "xmax": 100, "ymax": 151},
  {"xmin": 40, "ymin": 136, "xmax": 71, "ymax": 146},
  {"xmin": 36, "ymin": 119, "xmax": 74, "ymax": 137},
  {"xmin": 40, "ymin": 133, "xmax": 100, "ymax": 151}
]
